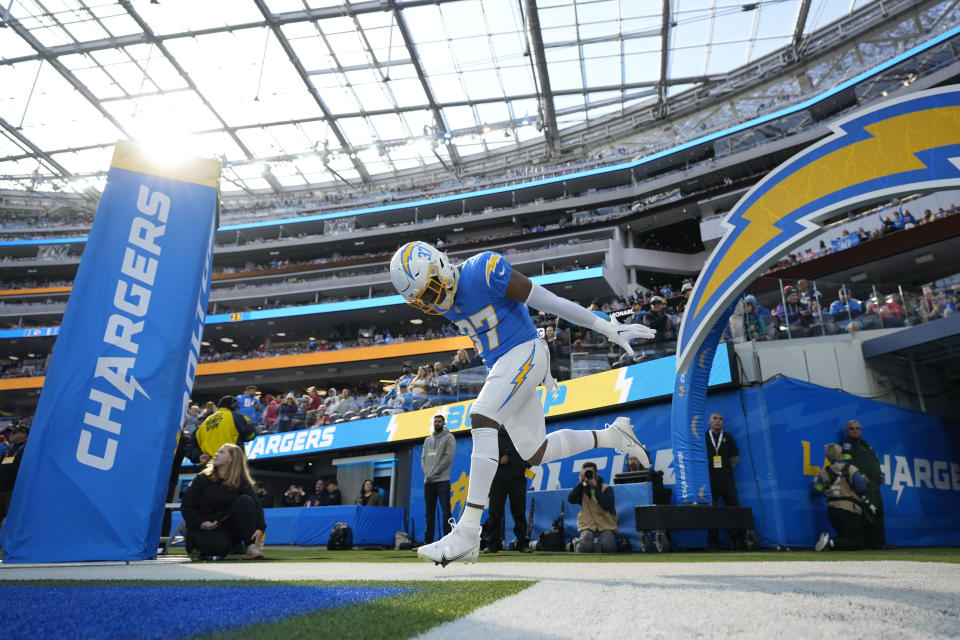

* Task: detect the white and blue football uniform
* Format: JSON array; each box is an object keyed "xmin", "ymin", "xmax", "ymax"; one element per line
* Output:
[
  {"xmin": 443, "ymin": 252, "xmax": 537, "ymax": 367},
  {"xmin": 444, "ymin": 252, "xmax": 549, "ymax": 458}
]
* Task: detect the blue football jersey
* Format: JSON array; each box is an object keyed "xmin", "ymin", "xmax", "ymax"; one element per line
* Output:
[{"xmin": 443, "ymin": 252, "xmax": 537, "ymax": 367}]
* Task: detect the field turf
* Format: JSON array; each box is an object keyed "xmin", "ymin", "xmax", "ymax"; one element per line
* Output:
[
  {"xmin": 3, "ymin": 548, "xmax": 958, "ymax": 639},
  {"xmin": 168, "ymin": 545, "xmax": 960, "ymax": 564},
  {"xmin": 3, "ymin": 579, "xmax": 533, "ymax": 640}
]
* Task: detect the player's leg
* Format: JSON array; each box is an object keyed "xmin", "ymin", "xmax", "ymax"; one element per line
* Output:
[
  {"xmin": 523, "ymin": 415, "xmax": 651, "ymax": 468},
  {"xmin": 462, "ymin": 341, "xmax": 548, "ymax": 520},
  {"xmin": 417, "ymin": 341, "xmax": 541, "ymax": 566},
  {"xmin": 492, "ymin": 347, "xmax": 649, "ymax": 468},
  {"xmin": 416, "ymin": 421, "xmax": 497, "ymax": 565}
]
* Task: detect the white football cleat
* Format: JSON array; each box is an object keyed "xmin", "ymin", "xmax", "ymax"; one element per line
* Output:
[
  {"xmin": 417, "ymin": 519, "xmax": 480, "ymax": 567},
  {"xmin": 607, "ymin": 417, "xmax": 652, "ymax": 468}
]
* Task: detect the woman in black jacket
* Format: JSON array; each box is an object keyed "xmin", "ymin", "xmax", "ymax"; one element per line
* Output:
[
  {"xmin": 355, "ymin": 479, "xmax": 383, "ymax": 506},
  {"xmin": 181, "ymin": 443, "xmax": 266, "ymax": 559}
]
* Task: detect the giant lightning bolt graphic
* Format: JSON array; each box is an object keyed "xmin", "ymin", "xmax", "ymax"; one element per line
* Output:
[
  {"xmin": 677, "ymin": 86, "xmax": 960, "ymax": 372},
  {"xmin": 669, "ymin": 85, "xmax": 960, "ymax": 506}
]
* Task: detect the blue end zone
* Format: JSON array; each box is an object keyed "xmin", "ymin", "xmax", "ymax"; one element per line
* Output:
[{"xmin": 3, "ymin": 585, "xmax": 407, "ymax": 639}]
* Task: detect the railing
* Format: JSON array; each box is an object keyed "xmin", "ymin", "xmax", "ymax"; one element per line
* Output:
[
  {"xmin": 726, "ymin": 275, "xmax": 959, "ymax": 344},
  {"xmin": 5, "ymin": 273, "xmax": 956, "ymax": 422}
]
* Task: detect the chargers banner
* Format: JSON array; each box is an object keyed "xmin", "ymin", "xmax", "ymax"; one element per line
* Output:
[
  {"xmin": 671, "ymin": 304, "xmax": 736, "ymax": 504},
  {"xmin": 749, "ymin": 378, "xmax": 960, "ymax": 548},
  {"xmin": 243, "ymin": 345, "xmax": 732, "ymax": 460},
  {"xmin": 672, "ymin": 86, "xmax": 960, "ymax": 506},
  {"xmin": 1, "ymin": 142, "xmax": 219, "ymax": 563}
]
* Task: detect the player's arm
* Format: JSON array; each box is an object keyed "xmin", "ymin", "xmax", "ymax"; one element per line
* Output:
[{"xmin": 505, "ymin": 271, "xmax": 656, "ymax": 356}]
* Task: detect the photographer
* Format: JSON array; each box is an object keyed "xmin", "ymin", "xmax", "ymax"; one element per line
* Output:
[
  {"xmin": 567, "ymin": 461, "xmax": 618, "ymax": 553},
  {"xmin": 282, "ymin": 484, "xmax": 306, "ymax": 507},
  {"xmin": 812, "ymin": 443, "xmax": 869, "ymax": 551}
]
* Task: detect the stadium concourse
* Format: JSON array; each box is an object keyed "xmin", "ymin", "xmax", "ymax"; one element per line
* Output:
[{"xmin": 0, "ymin": 556, "xmax": 959, "ymax": 638}]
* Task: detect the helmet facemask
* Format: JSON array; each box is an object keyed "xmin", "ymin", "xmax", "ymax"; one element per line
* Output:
[{"xmin": 407, "ymin": 263, "xmax": 456, "ymax": 315}]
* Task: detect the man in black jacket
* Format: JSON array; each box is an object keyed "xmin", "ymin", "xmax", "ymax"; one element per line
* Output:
[
  {"xmin": 705, "ymin": 412, "xmax": 741, "ymax": 549},
  {"xmin": 642, "ymin": 296, "xmax": 672, "ymax": 342},
  {"xmin": 544, "ymin": 325, "xmax": 570, "ymax": 382},
  {"xmin": 482, "ymin": 426, "xmax": 529, "ymax": 552},
  {"xmin": 842, "ymin": 420, "xmax": 886, "ymax": 548}
]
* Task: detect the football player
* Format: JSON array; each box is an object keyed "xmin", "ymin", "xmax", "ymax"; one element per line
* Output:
[{"xmin": 390, "ymin": 242, "xmax": 656, "ymax": 567}]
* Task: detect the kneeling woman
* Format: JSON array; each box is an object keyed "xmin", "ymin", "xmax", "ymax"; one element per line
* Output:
[{"xmin": 181, "ymin": 443, "xmax": 266, "ymax": 559}]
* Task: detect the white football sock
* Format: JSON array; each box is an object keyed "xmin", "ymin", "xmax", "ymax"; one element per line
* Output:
[
  {"xmin": 461, "ymin": 428, "xmax": 499, "ymax": 528},
  {"xmin": 541, "ymin": 429, "xmax": 596, "ymax": 464}
]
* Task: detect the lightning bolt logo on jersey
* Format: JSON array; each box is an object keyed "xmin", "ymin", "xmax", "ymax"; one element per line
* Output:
[{"xmin": 443, "ymin": 252, "xmax": 537, "ymax": 368}]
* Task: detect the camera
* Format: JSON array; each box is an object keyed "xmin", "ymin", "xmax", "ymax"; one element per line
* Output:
[{"xmin": 584, "ymin": 469, "xmax": 594, "ymax": 480}]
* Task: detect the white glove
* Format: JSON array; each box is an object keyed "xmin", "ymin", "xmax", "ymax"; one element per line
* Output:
[{"xmin": 593, "ymin": 319, "xmax": 656, "ymax": 356}]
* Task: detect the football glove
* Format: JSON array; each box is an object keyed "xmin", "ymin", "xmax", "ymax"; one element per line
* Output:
[{"xmin": 593, "ymin": 319, "xmax": 656, "ymax": 356}]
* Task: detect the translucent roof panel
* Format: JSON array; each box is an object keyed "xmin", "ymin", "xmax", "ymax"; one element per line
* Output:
[
  {"xmin": 0, "ymin": 0, "xmax": 884, "ymax": 194},
  {"xmin": 139, "ymin": 0, "xmax": 266, "ymax": 36}
]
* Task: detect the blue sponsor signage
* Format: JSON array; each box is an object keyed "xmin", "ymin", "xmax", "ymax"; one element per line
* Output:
[
  {"xmin": 0, "ymin": 143, "xmax": 220, "ymax": 562},
  {"xmin": 242, "ymin": 345, "xmax": 732, "ymax": 460},
  {"xmin": 406, "ymin": 377, "xmax": 960, "ymax": 548}
]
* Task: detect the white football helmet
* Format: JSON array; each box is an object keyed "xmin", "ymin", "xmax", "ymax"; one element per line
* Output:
[{"xmin": 390, "ymin": 242, "xmax": 459, "ymax": 315}]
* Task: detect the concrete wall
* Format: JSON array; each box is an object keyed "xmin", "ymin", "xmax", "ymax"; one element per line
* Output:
[{"xmin": 732, "ymin": 329, "xmax": 900, "ymax": 401}]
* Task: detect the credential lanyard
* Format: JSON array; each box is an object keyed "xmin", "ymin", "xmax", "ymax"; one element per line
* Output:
[{"xmin": 709, "ymin": 430, "xmax": 723, "ymax": 455}]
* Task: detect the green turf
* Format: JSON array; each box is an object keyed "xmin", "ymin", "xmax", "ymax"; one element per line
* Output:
[
  {"xmin": 165, "ymin": 546, "xmax": 960, "ymax": 564},
  {"xmin": 2, "ymin": 579, "xmax": 533, "ymax": 640},
  {"xmin": 195, "ymin": 580, "xmax": 531, "ymax": 640},
  {"xmin": 3, "ymin": 545, "xmax": 957, "ymax": 564}
]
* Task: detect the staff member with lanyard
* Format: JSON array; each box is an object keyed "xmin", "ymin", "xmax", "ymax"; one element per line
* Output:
[{"xmin": 705, "ymin": 412, "xmax": 741, "ymax": 549}]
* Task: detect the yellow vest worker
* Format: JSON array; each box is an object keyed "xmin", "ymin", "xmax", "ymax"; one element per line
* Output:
[{"xmin": 186, "ymin": 396, "xmax": 255, "ymax": 463}]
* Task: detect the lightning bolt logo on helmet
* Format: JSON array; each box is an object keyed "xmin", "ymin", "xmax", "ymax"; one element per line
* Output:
[{"xmin": 390, "ymin": 242, "xmax": 459, "ymax": 315}]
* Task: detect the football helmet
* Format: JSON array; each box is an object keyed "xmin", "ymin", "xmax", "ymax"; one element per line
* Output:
[{"xmin": 390, "ymin": 242, "xmax": 459, "ymax": 315}]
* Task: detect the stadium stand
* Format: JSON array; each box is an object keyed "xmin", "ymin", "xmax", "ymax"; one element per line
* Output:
[{"xmin": 2, "ymin": 0, "xmax": 959, "ymax": 505}]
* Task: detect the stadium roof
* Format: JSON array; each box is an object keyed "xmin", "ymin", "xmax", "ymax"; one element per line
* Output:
[{"xmin": 0, "ymin": 0, "xmax": 883, "ymax": 195}]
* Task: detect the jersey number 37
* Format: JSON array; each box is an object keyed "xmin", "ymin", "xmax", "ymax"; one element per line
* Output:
[{"xmin": 454, "ymin": 305, "xmax": 500, "ymax": 354}]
